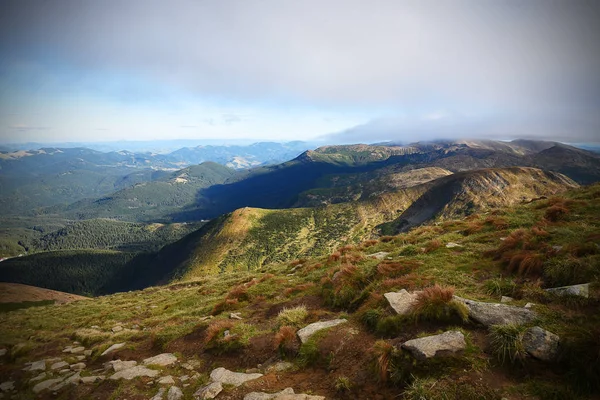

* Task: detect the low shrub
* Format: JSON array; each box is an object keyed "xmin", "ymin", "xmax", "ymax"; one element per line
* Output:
[
  {"xmin": 545, "ymin": 204, "xmax": 569, "ymax": 222},
  {"xmin": 489, "ymin": 324, "xmax": 527, "ymax": 365},
  {"xmin": 277, "ymin": 305, "xmax": 308, "ymax": 327},
  {"xmin": 204, "ymin": 320, "xmax": 256, "ymax": 353},
  {"xmin": 334, "ymin": 376, "xmax": 353, "ymax": 392},
  {"xmin": 273, "ymin": 325, "xmax": 299, "ymax": 357}
]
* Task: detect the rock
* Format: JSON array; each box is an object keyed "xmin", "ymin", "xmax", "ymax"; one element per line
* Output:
[
  {"xmin": 109, "ymin": 365, "xmax": 160, "ymax": 380},
  {"xmin": 402, "ymin": 331, "xmax": 467, "ymax": 360},
  {"xmin": 70, "ymin": 346, "xmax": 85, "ymax": 354},
  {"xmin": 182, "ymin": 363, "xmax": 195, "ymax": 370},
  {"xmin": 50, "ymin": 361, "xmax": 69, "ymax": 370},
  {"xmin": 143, "ymin": 353, "xmax": 178, "ymax": 366},
  {"xmin": 107, "ymin": 359, "xmax": 138, "ymax": 372},
  {"xmin": 180, "ymin": 375, "xmax": 189, "ymax": 382},
  {"xmin": 384, "ymin": 289, "xmax": 419, "ymax": 315},
  {"xmin": 198, "ymin": 316, "xmax": 213, "ymax": 322},
  {"xmin": 158, "ymin": 376, "xmax": 175, "ymax": 385},
  {"xmin": 367, "ymin": 252, "xmax": 390, "ymax": 260},
  {"xmin": 0, "ymin": 382, "xmax": 14, "ymax": 392},
  {"xmin": 70, "ymin": 362, "xmax": 86, "ymax": 371},
  {"xmin": 63, "ymin": 346, "xmax": 73, "ymax": 353},
  {"xmin": 523, "ymin": 326, "xmax": 560, "ymax": 361},
  {"xmin": 33, "ymin": 378, "xmax": 64, "ymax": 393},
  {"xmin": 151, "ymin": 388, "xmax": 165, "ymax": 400},
  {"xmin": 243, "ymin": 388, "xmax": 325, "ymax": 400},
  {"xmin": 0, "ymin": 349, "xmax": 6, "ymax": 357},
  {"xmin": 265, "ymin": 361, "xmax": 294, "ymax": 373},
  {"xmin": 30, "ymin": 372, "xmax": 47, "ymax": 383},
  {"xmin": 296, "ymin": 319, "xmax": 348, "ymax": 344},
  {"xmin": 76, "ymin": 355, "xmax": 86, "ymax": 361},
  {"xmin": 81, "ymin": 376, "xmax": 104, "ymax": 384},
  {"xmin": 446, "ymin": 242, "xmax": 462, "ymax": 248},
  {"xmin": 223, "ymin": 330, "xmax": 231, "ymax": 338},
  {"xmin": 59, "ymin": 369, "xmax": 72, "ymax": 374},
  {"xmin": 90, "ymin": 325, "xmax": 100, "ymax": 329},
  {"xmin": 209, "ymin": 367, "xmax": 263, "ymax": 387},
  {"xmin": 545, "ymin": 283, "xmax": 590, "ymax": 298},
  {"xmin": 500, "ymin": 296, "xmax": 514, "ymax": 303},
  {"xmin": 101, "ymin": 342, "xmax": 126, "ymax": 356},
  {"xmin": 552, "ymin": 245, "xmax": 563, "ymax": 252},
  {"xmin": 27, "ymin": 360, "xmax": 46, "ymax": 371},
  {"xmin": 454, "ymin": 296, "xmax": 536, "ymax": 327},
  {"xmin": 83, "ymin": 350, "xmax": 93, "ymax": 356},
  {"xmin": 194, "ymin": 382, "xmax": 223, "ymax": 399},
  {"xmin": 112, "ymin": 325, "xmax": 123, "ymax": 333},
  {"xmin": 524, "ymin": 303, "xmax": 535, "ymax": 309},
  {"xmin": 64, "ymin": 372, "xmax": 81, "ymax": 385},
  {"xmin": 167, "ymin": 386, "xmax": 184, "ymax": 400},
  {"xmin": 230, "ymin": 312, "xmax": 243, "ymax": 320}
]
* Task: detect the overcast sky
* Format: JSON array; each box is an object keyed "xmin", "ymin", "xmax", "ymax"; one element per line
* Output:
[{"xmin": 1, "ymin": 0, "xmax": 599, "ymax": 144}]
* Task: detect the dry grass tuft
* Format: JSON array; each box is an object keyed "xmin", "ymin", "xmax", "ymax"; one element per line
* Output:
[
  {"xmin": 411, "ymin": 284, "xmax": 468, "ymax": 322},
  {"xmin": 485, "ymin": 216, "xmax": 509, "ymax": 230},
  {"xmin": 274, "ymin": 325, "xmax": 299, "ymax": 356},
  {"xmin": 380, "ymin": 236, "xmax": 395, "ymax": 243},
  {"xmin": 376, "ymin": 260, "xmax": 420, "ymax": 278},
  {"xmin": 328, "ymin": 252, "xmax": 342, "ymax": 263},
  {"xmin": 204, "ymin": 320, "xmax": 235, "ymax": 345},
  {"xmin": 424, "ymin": 239, "xmax": 442, "ymax": 253},
  {"xmin": 373, "ymin": 340, "xmax": 394, "ymax": 382},
  {"xmin": 545, "ymin": 204, "xmax": 569, "ymax": 222}
]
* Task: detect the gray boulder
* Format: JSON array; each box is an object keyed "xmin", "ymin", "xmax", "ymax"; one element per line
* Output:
[
  {"xmin": 0, "ymin": 381, "xmax": 14, "ymax": 392},
  {"xmin": 70, "ymin": 362, "xmax": 86, "ymax": 371},
  {"xmin": 402, "ymin": 331, "xmax": 466, "ymax": 360},
  {"xmin": 101, "ymin": 343, "xmax": 126, "ymax": 356},
  {"xmin": 26, "ymin": 360, "xmax": 46, "ymax": 371},
  {"xmin": 545, "ymin": 283, "xmax": 590, "ymax": 298},
  {"xmin": 523, "ymin": 326, "xmax": 560, "ymax": 361},
  {"xmin": 244, "ymin": 388, "xmax": 325, "ymax": 400},
  {"xmin": 384, "ymin": 290, "xmax": 419, "ymax": 315},
  {"xmin": 209, "ymin": 367, "xmax": 263, "ymax": 387},
  {"xmin": 143, "ymin": 353, "xmax": 177, "ymax": 366},
  {"xmin": 297, "ymin": 319, "xmax": 348, "ymax": 344},
  {"xmin": 193, "ymin": 382, "xmax": 223, "ymax": 399},
  {"xmin": 109, "ymin": 365, "xmax": 159, "ymax": 380},
  {"xmin": 454, "ymin": 296, "xmax": 536, "ymax": 327},
  {"xmin": 151, "ymin": 388, "xmax": 166, "ymax": 400},
  {"xmin": 158, "ymin": 376, "xmax": 175, "ymax": 385},
  {"xmin": 32, "ymin": 378, "xmax": 64, "ymax": 393},
  {"xmin": 108, "ymin": 359, "xmax": 137, "ymax": 372},
  {"xmin": 167, "ymin": 386, "xmax": 184, "ymax": 400}
]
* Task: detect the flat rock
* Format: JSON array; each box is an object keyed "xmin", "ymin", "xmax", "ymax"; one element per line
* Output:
[
  {"xmin": 446, "ymin": 242, "xmax": 462, "ymax": 248},
  {"xmin": 244, "ymin": 388, "xmax": 325, "ymax": 400},
  {"xmin": 265, "ymin": 361, "xmax": 294, "ymax": 373},
  {"xmin": 101, "ymin": 343, "xmax": 126, "ymax": 356},
  {"xmin": 167, "ymin": 386, "xmax": 184, "ymax": 400},
  {"xmin": 230, "ymin": 312, "xmax": 243, "ymax": 320},
  {"xmin": 81, "ymin": 376, "xmax": 104, "ymax": 384},
  {"xmin": 158, "ymin": 376, "xmax": 175, "ymax": 385},
  {"xmin": 523, "ymin": 326, "xmax": 560, "ymax": 361},
  {"xmin": 367, "ymin": 252, "xmax": 390, "ymax": 260},
  {"xmin": 27, "ymin": 360, "xmax": 46, "ymax": 371},
  {"xmin": 296, "ymin": 319, "xmax": 348, "ymax": 344},
  {"xmin": 70, "ymin": 346, "xmax": 85, "ymax": 354},
  {"xmin": 112, "ymin": 325, "xmax": 123, "ymax": 333},
  {"xmin": 64, "ymin": 372, "xmax": 81, "ymax": 385},
  {"xmin": 151, "ymin": 388, "xmax": 166, "ymax": 400},
  {"xmin": 108, "ymin": 359, "xmax": 138, "ymax": 372},
  {"xmin": 30, "ymin": 372, "xmax": 47, "ymax": 383},
  {"xmin": 384, "ymin": 289, "xmax": 419, "ymax": 315},
  {"xmin": 524, "ymin": 303, "xmax": 535, "ymax": 309},
  {"xmin": 83, "ymin": 350, "xmax": 93, "ymax": 356},
  {"xmin": 70, "ymin": 362, "xmax": 86, "ymax": 371},
  {"xmin": 75, "ymin": 355, "xmax": 86, "ymax": 361},
  {"xmin": 0, "ymin": 382, "xmax": 14, "ymax": 392},
  {"xmin": 0, "ymin": 349, "xmax": 6, "ymax": 357},
  {"xmin": 51, "ymin": 361, "xmax": 69, "ymax": 370},
  {"xmin": 454, "ymin": 296, "xmax": 536, "ymax": 327},
  {"xmin": 209, "ymin": 367, "xmax": 263, "ymax": 387},
  {"xmin": 143, "ymin": 353, "xmax": 177, "ymax": 366},
  {"xmin": 33, "ymin": 378, "xmax": 64, "ymax": 393},
  {"xmin": 546, "ymin": 283, "xmax": 590, "ymax": 298},
  {"xmin": 194, "ymin": 382, "xmax": 223, "ymax": 399},
  {"xmin": 500, "ymin": 296, "xmax": 514, "ymax": 303},
  {"xmin": 402, "ymin": 331, "xmax": 466, "ymax": 360},
  {"xmin": 109, "ymin": 365, "xmax": 159, "ymax": 380}
]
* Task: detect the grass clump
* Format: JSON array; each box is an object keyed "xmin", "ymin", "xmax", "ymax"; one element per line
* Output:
[
  {"xmin": 544, "ymin": 256, "xmax": 599, "ymax": 287},
  {"xmin": 403, "ymin": 376, "xmax": 500, "ymax": 400},
  {"xmin": 410, "ymin": 285, "xmax": 469, "ymax": 323},
  {"xmin": 484, "ymin": 277, "xmax": 517, "ymax": 297},
  {"xmin": 276, "ymin": 305, "xmax": 308, "ymax": 328},
  {"xmin": 489, "ymin": 324, "xmax": 527, "ymax": 365},
  {"xmin": 273, "ymin": 325, "xmax": 299, "ymax": 357},
  {"xmin": 334, "ymin": 375, "xmax": 353, "ymax": 392},
  {"xmin": 203, "ymin": 320, "xmax": 256, "ymax": 353},
  {"xmin": 298, "ymin": 331, "xmax": 326, "ymax": 367}
]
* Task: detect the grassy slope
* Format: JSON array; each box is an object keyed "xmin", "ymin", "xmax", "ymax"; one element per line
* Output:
[{"xmin": 0, "ymin": 184, "xmax": 598, "ymax": 399}]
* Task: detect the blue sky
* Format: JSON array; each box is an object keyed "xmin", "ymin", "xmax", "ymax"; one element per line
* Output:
[{"xmin": 1, "ymin": 0, "xmax": 599, "ymax": 144}]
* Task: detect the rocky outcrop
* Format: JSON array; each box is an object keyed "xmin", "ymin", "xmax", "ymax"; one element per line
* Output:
[
  {"xmin": 296, "ymin": 319, "xmax": 348, "ymax": 343},
  {"xmin": 402, "ymin": 331, "xmax": 466, "ymax": 360},
  {"xmin": 454, "ymin": 296, "xmax": 536, "ymax": 326},
  {"xmin": 384, "ymin": 289, "xmax": 419, "ymax": 315},
  {"xmin": 545, "ymin": 283, "xmax": 590, "ymax": 298},
  {"xmin": 523, "ymin": 326, "xmax": 560, "ymax": 361}
]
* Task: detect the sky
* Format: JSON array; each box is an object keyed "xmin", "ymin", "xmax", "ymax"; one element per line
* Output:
[{"xmin": 0, "ymin": 0, "xmax": 599, "ymax": 145}]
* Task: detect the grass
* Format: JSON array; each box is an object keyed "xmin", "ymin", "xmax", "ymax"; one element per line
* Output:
[
  {"xmin": 410, "ymin": 285, "xmax": 469, "ymax": 323},
  {"xmin": 276, "ymin": 305, "xmax": 308, "ymax": 327},
  {"xmin": 489, "ymin": 324, "xmax": 528, "ymax": 365},
  {"xmin": 0, "ymin": 300, "xmax": 55, "ymax": 313}
]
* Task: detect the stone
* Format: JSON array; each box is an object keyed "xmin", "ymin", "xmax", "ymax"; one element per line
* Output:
[
  {"xmin": 194, "ymin": 382, "xmax": 223, "ymax": 399},
  {"xmin": 70, "ymin": 362, "xmax": 86, "ymax": 371},
  {"xmin": 108, "ymin": 359, "xmax": 138, "ymax": 372},
  {"xmin": 167, "ymin": 386, "xmax": 184, "ymax": 400},
  {"xmin": 0, "ymin": 382, "xmax": 14, "ymax": 392},
  {"xmin": 500, "ymin": 296, "xmax": 514, "ymax": 303},
  {"xmin": 446, "ymin": 242, "xmax": 462, "ymax": 248},
  {"xmin": 524, "ymin": 303, "xmax": 535, "ymax": 309},
  {"xmin": 30, "ymin": 372, "xmax": 47, "ymax": 383},
  {"xmin": 143, "ymin": 353, "xmax": 178, "ymax": 366},
  {"xmin": 59, "ymin": 368, "xmax": 71, "ymax": 374},
  {"xmin": 384, "ymin": 289, "xmax": 419, "ymax": 315},
  {"xmin": 209, "ymin": 367, "xmax": 263, "ymax": 387},
  {"xmin": 90, "ymin": 325, "xmax": 100, "ymax": 329},
  {"xmin": 81, "ymin": 376, "xmax": 104, "ymax": 384},
  {"xmin": 367, "ymin": 251, "xmax": 390, "ymax": 260},
  {"xmin": 230, "ymin": 312, "xmax": 243, "ymax": 320},
  {"xmin": 76, "ymin": 355, "xmax": 86, "ymax": 361},
  {"xmin": 64, "ymin": 372, "xmax": 81, "ymax": 385},
  {"xmin": 63, "ymin": 346, "xmax": 73, "ymax": 353},
  {"xmin": 265, "ymin": 361, "xmax": 294, "ymax": 373},
  {"xmin": 151, "ymin": 388, "xmax": 165, "ymax": 400},
  {"xmin": 70, "ymin": 346, "xmax": 85, "ymax": 354},
  {"xmin": 546, "ymin": 283, "xmax": 590, "ymax": 298},
  {"xmin": 101, "ymin": 343, "xmax": 126, "ymax": 356},
  {"xmin": 243, "ymin": 388, "xmax": 325, "ymax": 400},
  {"xmin": 83, "ymin": 350, "xmax": 93, "ymax": 356},
  {"xmin": 112, "ymin": 325, "xmax": 123, "ymax": 333},
  {"xmin": 0, "ymin": 349, "xmax": 6, "ymax": 357},
  {"xmin": 182, "ymin": 363, "xmax": 195, "ymax": 370},
  {"xmin": 109, "ymin": 365, "xmax": 159, "ymax": 380},
  {"xmin": 296, "ymin": 319, "xmax": 348, "ymax": 344},
  {"xmin": 198, "ymin": 316, "xmax": 213, "ymax": 322},
  {"xmin": 158, "ymin": 376, "xmax": 175, "ymax": 385},
  {"xmin": 27, "ymin": 360, "xmax": 46, "ymax": 371},
  {"xmin": 523, "ymin": 326, "xmax": 560, "ymax": 361},
  {"xmin": 51, "ymin": 361, "xmax": 69, "ymax": 370},
  {"xmin": 33, "ymin": 378, "xmax": 64, "ymax": 393},
  {"xmin": 454, "ymin": 296, "xmax": 536, "ymax": 327},
  {"xmin": 180, "ymin": 375, "xmax": 189, "ymax": 382},
  {"xmin": 402, "ymin": 331, "xmax": 467, "ymax": 360}
]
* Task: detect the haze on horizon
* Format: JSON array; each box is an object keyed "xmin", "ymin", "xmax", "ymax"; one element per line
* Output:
[{"xmin": 1, "ymin": 0, "xmax": 599, "ymax": 145}]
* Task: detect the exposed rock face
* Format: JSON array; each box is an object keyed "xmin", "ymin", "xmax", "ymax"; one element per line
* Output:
[
  {"xmin": 101, "ymin": 343, "xmax": 126, "ymax": 356},
  {"xmin": 546, "ymin": 283, "xmax": 590, "ymax": 298},
  {"xmin": 193, "ymin": 382, "xmax": 223, "ymax": 399},
  {"xmin": 167, "ymin": 386, "xmax": 184, "ymax": 400},
  {"xmin": 32, "ymin": 378, "xmax": 64, "ymax": 393},
  {"xmin": 244, "ymin": 388, "xmax": 326, "ymax": 400},
  {"xmin": 209, "ymin": 367, "xmax": 263, "ymax": 387},
  {"xmin": 26, "ymin": 360, "xmax": 46, "ymax": 371},
  {"xmin": 143, "ymin": 353, "xmax": 178, "ymax": 366},
  {"xmin": 454, "ymin": 296, "xmax": 536, "ymax": 326},
  {"xmin": 523, "ymin": 326, "xmax": 560, "ymax": 361},
  {"xmin": 296, "ymin": 319, "xmax": 348, "ymax": 343},
  {"xmin": 384, "ymin": 290, "xmax": 419, "ymax": 315},
  {"xmin": 402, "ymin": 331, "xmax": 466, "ymax": 360},
  {"xmin": 109, "ymin": 365, "xmax": 159, "ymax": 380}
]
